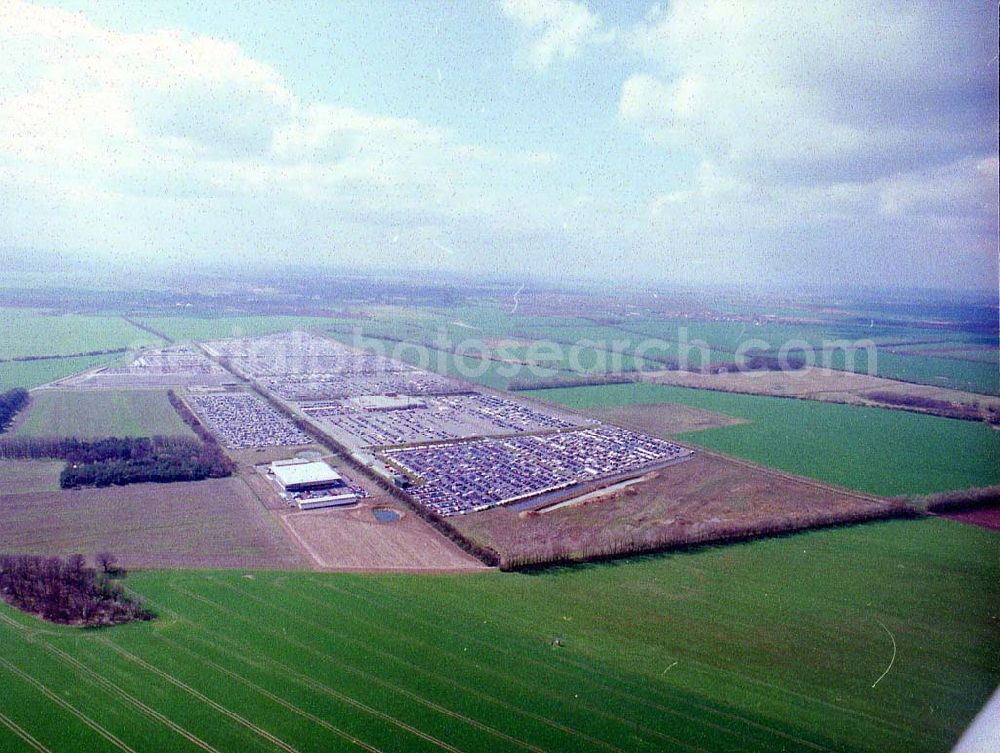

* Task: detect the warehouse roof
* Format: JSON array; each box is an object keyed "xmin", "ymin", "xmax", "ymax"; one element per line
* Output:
[{"xmin": 271, "ymin": 459, "xmax": 342, "ymax": 489}]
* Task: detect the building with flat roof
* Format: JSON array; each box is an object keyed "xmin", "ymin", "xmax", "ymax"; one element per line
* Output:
[
  {"xmin": 349, "ymin": 394, "xmax": 426, "ymax": 411},
  {"xmin": 270, "ymin": 459, "xmax": 342, "ymax": 492}
]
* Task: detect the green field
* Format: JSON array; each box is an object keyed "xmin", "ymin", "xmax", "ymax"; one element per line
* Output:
[
  {"xmin": 529, "ymin": 383, "xmax": 1000, "ymax": 496},
  {"xmin": 0, "ymin": 354, "xmax": 120, "ymax": 391},
  {"xmin": 0, "ymin": 518, "xmax": 995, "ymax": 753},
  {"xmin": 13, "ymin": 390, "xmax": 194, "ymax": 438},
  {"xmin": 0, "ymin": 309, "xmax": 161, "ymax": 359},
  {"xmin": 327, "ymin": 303, "xmax": 1000, "ymax": 394}
]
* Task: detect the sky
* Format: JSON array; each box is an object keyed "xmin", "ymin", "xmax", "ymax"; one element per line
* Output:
[{"xmin": 0, "ymin": 0, "xmax": 997, "ymax": 291}]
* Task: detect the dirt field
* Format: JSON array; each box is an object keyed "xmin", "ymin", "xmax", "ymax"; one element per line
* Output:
[
  {"xmin": 591, "ymin": 402, "xmax": 747, "ymax": 434},
  {"xmin": 450, "ymin": 452, "xmax": 905, "ymax": 568},
  {"xmin": 936, "ymin": 507, "xmax": 1000, "ymax": 531},
  {"xmin": 641, "ymin": 367, "xmax": 1000, "ymax": 416},
  {"xmin": 279, "ymin": 496, "xmax": 487, "ymax": 571},
  {"xmin": 0, "ymin": 477, "xmax": 305, "ymax": 570},
  {"xmin": 0, "ymin": 459, "xmax": 64, "ymax": 493}
]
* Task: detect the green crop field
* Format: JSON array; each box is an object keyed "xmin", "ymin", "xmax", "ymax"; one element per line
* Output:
[
  {"xmin": 0, "ymin": 309, "xmax": 161, "ymax": 359},
  {"xmin": 13, "ymin": 390, "xmax": 194, "ymax": 439},
  {"xmin": 0, "ymin": 354, "xmax": 120, "ymax": 391},
  {"xmin": 0, "ymin": 518, "xmax": 995, "ymax": 753},
  {"xmin": 529, "ymin": 383, "xmax": 1000, "ymax": 496}
]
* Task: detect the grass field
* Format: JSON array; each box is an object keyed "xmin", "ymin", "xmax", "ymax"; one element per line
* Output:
[
  {"xmin": 326, "ymin": 302, "xmax": 1000, "ymax": 394},
  {"xmin": 13, "ymin": 390, "xmax": 194, "ymax": 438},
  {"xmin": 0, "ymin": 518, "xmax": 995, "ymax": 752},
  {"xmin": 0, "ymin": 354, "xmax": 121, "ymax": 391},
  {"xmin": 528, "ymin": 384, "xmax": 1000, "ymax": 496},
  {"xmin": 0, "ymin": 308, "xmax": 161, "ymax": 359}
]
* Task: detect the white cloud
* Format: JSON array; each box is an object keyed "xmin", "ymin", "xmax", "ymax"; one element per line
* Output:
[
  {"xmin": 0, "ymin": 0, "xmax": 565, "ymax": 266},
  {"xmin": 620, "ymin": 0, "xmax": 996, "ymax": 184},
  {"xmin": 499, "ymin": 0, "xmax": 613, "ymax": 71},
  {"xmin": 616, "ymin": 0, "xmax": 997, "ymax": 288}
]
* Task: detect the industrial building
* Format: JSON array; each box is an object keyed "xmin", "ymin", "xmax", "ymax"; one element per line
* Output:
[{"xmin": 269, "ymin": 459, "xmax": 359, "ymax": 509}]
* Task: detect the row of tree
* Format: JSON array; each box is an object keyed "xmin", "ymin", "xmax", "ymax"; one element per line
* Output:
[
  {"xmin": 0, "ymin": 553, "xmax": 153, "ymax": 626},
  {"xmin": 0, "ymin": 388, "xmax": 29, "ymax": 432},
  {"xmin": 0, "ymin": 347, "xmax": 127, "ymax": 363},
  {"xmin": 863, "ymin": 390, "xmax": 983, "ymax": 421},
  {"xmin": 0, "ymin": 434, "xmax": 233, "ymax": 488}
]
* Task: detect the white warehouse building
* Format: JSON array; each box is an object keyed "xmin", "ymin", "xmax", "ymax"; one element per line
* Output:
[{"xmin": 269, "ymin": 459, "xmax": 358, "ymax": 509}]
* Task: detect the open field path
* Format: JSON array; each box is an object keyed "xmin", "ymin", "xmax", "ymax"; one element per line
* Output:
[
  {"xmin": 263, "ymin": 575, "xmax": 832, "ymax": 753},
  {"xmin": 183, "ymin": 572, "xmax": 852, "ymax": 753},
  {"xmin": 0, "ymin": 656, "xmax": 137, "ymax": 753},
  {"xmin": 165, "ymin": 578, "xmax": 650, "ymax": 753},
  {"xmin": 301, "ymin": 573, "xmax": 920, "ymax": 749},
  {"xmin": 0, "ymin": 612, "xmax": 221, "ymax": 753},
  {"xmin": 0, "ymin": 710, "xmax": 53, "ymax": 753}
]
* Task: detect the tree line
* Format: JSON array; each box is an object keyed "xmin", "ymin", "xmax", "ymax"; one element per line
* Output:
[
  {"xmin": 0, "ymin": 553, "xmax": 153, "ymax": 626},
  {"xmin": 0, "ymin": 388, "xmax": 29, "ymax": 432},
  {"xmin": 0, "ymin": 434, "xmax": 234, "ymax": 488},
  {"xmin": 0, "ymin": 347, "xmax": 127, "ymax": 363}
]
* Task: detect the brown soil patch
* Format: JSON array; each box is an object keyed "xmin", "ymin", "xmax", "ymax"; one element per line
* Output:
[
  {"xmin": 451, "ymin": 452, "xmax": 904, "ymax": 568},
  {"xmin": 483, "ymin": 337, "xmax": 534, "ymax": 349},
  {"xmin": 593, "ymin": 403, "xmax": 747, "ymax": 435},
  {"xmin": 279, "ymin": 500, "xmax": 487, "ymax": 571},
  {"xmin": 936, "ymin": 508, "xmax": 1000, "ymax": 531},
  {"xmin": 0, "ymin": 477, "xmax": 305, "ymax": 569}
]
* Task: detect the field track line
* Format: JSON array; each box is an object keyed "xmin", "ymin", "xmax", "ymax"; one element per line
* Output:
[
  {"xmin": 0, "ymin": 711, "xmax": 53, "ymax": 753},
  {"xmin": 161, "ymin": 630, "xmax": 547, "ymax": 753},
  {"xmin": 95, "ymin": 639, "xmax": 304, "ymax": 753},
  {"xmin": 191, "ymin": 578, "xmax": 708, "ymax": 753},
  {"xmin": 297, "ymin": 577, "xmax": 839, "ymax": 752},
  {"xmin": 169, "ymin": 582, "xmax": 632, "ymax": 753},
  {"xmin": 0, "ymin": 656, "xmax": 137, "ymax": 753},
  {"xmin": 347, "ymin": 574, "xmax": 917, "ymax": 741},
  {"xmin": 166, "ymin": 584, "xmax": 505, "ymax": 753},
  {"xmin": 259, "ymin": 578, "xmax": 712, "ymax": 753},
  {"xmin": 0, "ymin": 613, "xmax": 220, "ymax": 753},
  {"xmin": 150, "ymin": 634, "xmax": 385, "ymax": 753}
]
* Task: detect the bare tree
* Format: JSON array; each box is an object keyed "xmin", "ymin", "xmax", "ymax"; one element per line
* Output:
[{"xmin": 96, "ymin": 551, "xmax": 119, "ymax": 574}]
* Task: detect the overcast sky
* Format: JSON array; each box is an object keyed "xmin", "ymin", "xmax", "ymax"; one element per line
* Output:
[{"xmin": 1, "ymin": 0, "xmax": 997, "ymax": 291}]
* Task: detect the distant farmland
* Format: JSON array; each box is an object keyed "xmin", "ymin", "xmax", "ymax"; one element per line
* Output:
[
  {"xmin": 0, "ymin": 354, "xmax": 121, "ymax": 391},
  {"xmin": 136, "ymin": 314, "xmax": 366, "ymax": 343},
  {"xmin": 0, "ymin": 519, "xmax": 995, "ymax": 753},
  {"xmin": 13, "ymin": 389, "xmax": 195, "ymax": 439},
  {"xmin": 529, "ymin": 383, "xmax": 1000, "ymax": 496},
  {"xmin": 0, "ymin": 308, "xmax": 161, "ymax": 359}
]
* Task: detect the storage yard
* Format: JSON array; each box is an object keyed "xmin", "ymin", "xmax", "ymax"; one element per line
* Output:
[
  {"xmin": 386, "ymin": 427, "xmax": 692, "ymax": 516},
  {"xmin": 195, "ymin": 331, "xmax": 693, "ymax": 516},
  {"xmin": 303, "ymin": 392, "xmax": 594, "ymax": 449},
  {"xmin": 56, "ymin": 346, "xmax": 235, "ymax": 388},
  {"xmin": 187, "ymin": 392, "xmax": 311, "ymax": 448}
]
